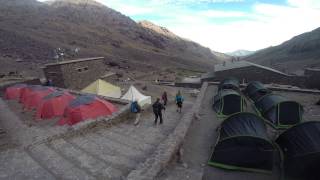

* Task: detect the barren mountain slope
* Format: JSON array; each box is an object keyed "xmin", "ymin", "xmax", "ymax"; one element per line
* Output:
[
  {"xmin": 244, "ymin": 27, "xmax": 320, "ymax": 74},
  {"xmin": 0, "ymin": 0, "xmax": 224, "ymax": 76}
]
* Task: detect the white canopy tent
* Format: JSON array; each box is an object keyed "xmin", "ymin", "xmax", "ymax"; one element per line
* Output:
[{"xmin": 121, "ymin": 85, "xmax": 152, "ymax": 106}]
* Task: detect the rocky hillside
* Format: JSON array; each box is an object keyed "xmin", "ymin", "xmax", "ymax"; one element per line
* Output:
[
  {"xmin": 244, "ymin": 27, "xmax": 320, "ymax": 74},
  {"xmin": 0, "ymin": 0, "xmax": 224, "ymax": 76}
]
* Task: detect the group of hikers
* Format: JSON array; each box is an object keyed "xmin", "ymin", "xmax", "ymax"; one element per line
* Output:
[{"xmin": 131, "ymin": 90, "xmax": 184, "ymax": 126}]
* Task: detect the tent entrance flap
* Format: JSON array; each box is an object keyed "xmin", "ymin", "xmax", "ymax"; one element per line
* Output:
[
  {"xmin": 278, "ymin": 102, "xmax": 301, "ymax": 126},
  {"xmin": 222, "ymin": 95, "xmax": 241, "ymax": 115}
]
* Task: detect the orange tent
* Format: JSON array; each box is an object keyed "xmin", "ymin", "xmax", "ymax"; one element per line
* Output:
[
  {"xmin": 5, "ymin": 84, "xmax": 28, "ymax": 100},
  {"xmin": 58, "ymin": 95, "xmax": 117, "ymax": 126},
  {"xmin": 36, "ymin": 91, "xmax": 75, "ymax": 120}
]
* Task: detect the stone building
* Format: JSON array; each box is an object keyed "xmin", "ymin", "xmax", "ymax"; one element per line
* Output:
[
  {"xmin": 43, "ymin": 57, "xmax": 107, "ymax": 90},
  {"xmin": 201, "ymin": 61, "xmax": 304, "ymax": 86},
  {"xmin": 304, "ymin": 68, "xmax": 320, "ymax": 89}
]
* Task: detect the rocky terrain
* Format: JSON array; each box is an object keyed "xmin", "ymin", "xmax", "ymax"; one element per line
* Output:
[
  {"xmin": 244, "ymin": 27, "xmax": 320, "ymax": 74},
  {"xmin": 0, "ymin": 0, "xmax": 225, "ymax": 77}
]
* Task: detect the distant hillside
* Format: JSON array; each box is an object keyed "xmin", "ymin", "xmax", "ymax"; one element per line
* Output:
[
  {"xmin": 211, "ymin": 51, "xmax": 233, "ymax": 62},
  {"xmin": 227, "ymin": 50, "xmax": 255, "ymax": 57},
  {"xmin": 0, "ymin": 0, "xmax": 224, "ymax": 76},
  {"xmin": 244, "ymin": 27, "xmax": 320, "ymax": 74}
]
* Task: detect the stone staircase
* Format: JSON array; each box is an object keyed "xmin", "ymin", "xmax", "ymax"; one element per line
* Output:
[{"xmin": 0, "ymin": 103, "xmax": 191, "ymax": 180}]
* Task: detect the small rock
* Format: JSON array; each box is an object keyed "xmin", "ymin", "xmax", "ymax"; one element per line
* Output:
[{"xmin": 182, "ymin": 163, "xmax": 188, "ymax": 168}]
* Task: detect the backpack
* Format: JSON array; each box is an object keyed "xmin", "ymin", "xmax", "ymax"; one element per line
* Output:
[
  {"xmin": 131, "ymin": 102, "xmax": 139, "ymax": 113},
  {"xmin": 176, "ymin": 95, "xmax": 183, "ymax": 103}
]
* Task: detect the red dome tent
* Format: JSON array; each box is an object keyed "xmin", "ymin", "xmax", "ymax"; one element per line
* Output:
[
  {"xmin": 5, "ymin": 84, "xmax": 28, "ymax": 100},
  {"xmin": 58, "ymin": 95, "xmax": 117, "ymax": 126},
  {"xmin": 20, "ymin": 85, "xmax": 43, "ymax": 104},
  {"xmin": 36, "ymin": 91, "xmax": 75, "ymax": 120},
  {"xmin": 21, "ymin": 86, "xmax": 55, "ymax": 110}
]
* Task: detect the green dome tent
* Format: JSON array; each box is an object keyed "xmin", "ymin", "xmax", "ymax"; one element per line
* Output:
[
  {"xmin": 276, "ymin": 121, "xmax": 320, "ymax": 180},
  {"xmin": 255, "ymin": 94, "xmax": 303, "ymax": 128},
  {"xmin": 245, "ymin": 81, "xmax": 271, "ymax": 102},
  {"xmin": 209, "ymin": 112, "xmax": 278, "ymax": 173},
  {"xmin": 213, "ymin": 89, "xmax": 245, "ymax": 117},
  {"xmin": 218, "ymin": 77, "xmax": 240, "ymax": 91}
]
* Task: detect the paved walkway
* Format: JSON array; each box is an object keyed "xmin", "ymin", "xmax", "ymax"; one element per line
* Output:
[{"xmin": 0, "ymin": 98, "xmax": 192, "ymax": 180}]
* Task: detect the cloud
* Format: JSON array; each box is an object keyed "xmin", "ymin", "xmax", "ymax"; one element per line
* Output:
[
  {"xmin": 199, "ymin": 10, "xmax": 248, "ymax": 18},
  {"xmin": 287, "ymin": 0, "xmax": 320, "ymax": 9},
  {"xmin": 157, "ymin": 1, "xmax": 320, "ymax": 52}
]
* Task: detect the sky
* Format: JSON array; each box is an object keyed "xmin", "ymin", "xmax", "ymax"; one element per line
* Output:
[{"xmin": 40, "ymin": 0, "xmax": 320, "ymax": 53}]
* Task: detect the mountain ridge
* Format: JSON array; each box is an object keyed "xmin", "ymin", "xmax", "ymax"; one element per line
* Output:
[
  {"xmin": 0, "ymin": 0, "xmax": 226, "ymax": 76},
  {"xmin": 244, "ymin": 27, "xmax": 320, "ymax": 73}
]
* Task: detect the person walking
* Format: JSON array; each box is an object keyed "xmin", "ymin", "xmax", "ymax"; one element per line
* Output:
[
  {"xmin": 175, "ymin": 90, "xmax": 184, "ymax": 113},
  {"xmin": 152, "ymin": 98, "xmax": 165, "ymax": 125},
  {"xmin": 162, "ymin": 91, "xmax": 168, "ymax": 106},
  {"xmin": 131, "ymin": 100, "xmax": 141, "ymax": 126}
]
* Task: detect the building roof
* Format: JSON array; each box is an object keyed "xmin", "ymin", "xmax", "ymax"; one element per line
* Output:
[
  {"xmin": 181, "ymin": 77, "xmax": 201, "ymax": 84},
  {"xmin": 305, "ymin": 68, "xmax": 320, "ymax": 72},
  {"xmin": 201, "ymin": 71, "xmax": 215, "ymax": 79},
  {"xmin": 215, "ymin": 61, "xmax": 288, "ymax": 76},
  {"xmin": 44, "ymin": 57, "xmax": 104, "ymax": 67}
]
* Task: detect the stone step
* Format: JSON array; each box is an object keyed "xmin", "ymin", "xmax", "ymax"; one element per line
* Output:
[
  {"xmin": 0, "ymin": 149, "xmax": 55, "ymax": 180},
  {"xmin": 96, "ymin": 129, "xmax": 156, "ymax": 153},
  {"xmin": 67, "ymin": 137, "xmax": 137, "ymax": 175},
  {"xmin": 27, "ymin": 143, "xmax": 95, "ymax": 180},
  {"xmin": 112, "ymin": 124, "xmax": 165, "ymax": 145},
  {"xmin": 49, "ymin": 138, "xmax": 124, "ymax": 180},
  {"xmin": 84, "ymin": 132, "xmax": 145, "ymax": 162}
]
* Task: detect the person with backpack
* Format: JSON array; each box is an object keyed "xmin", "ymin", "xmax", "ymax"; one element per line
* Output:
[
  {"xmin": 131, "ymin": 100, "xmax": 141, "ymax": 126},
  {"xmin": 175, "ymin": 90, "xmax": 184, "ymax": 113},
  {"xmin": 152, "ymin": 98, "xmax": 165, "ymax": 125}
]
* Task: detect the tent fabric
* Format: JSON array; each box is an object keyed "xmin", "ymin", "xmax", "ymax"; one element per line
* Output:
[
  {"xmin": 255, "ymin": 94, "xmax": 303, "ymax": 127},
  {"xmin": 20, "ymin": 85, "xmax": 53, "ymax": 104},
  {"xmin": 219, "ymin": 112, "xmax": 269, "ymax": 139},
  {"xmin": 245, "ymin": 81, "xmax": 271, "ymax": 102},
  {"xmin": 276, "ymin": 121, "xmax": 320, "ymax": 180},
  {"xmin": 213, "ymin": 89, "xmax": 244, "ymax": 116},
  {"xmin": 121, "ymin": 85, "xmax": 151, "ymax": 106},
  {"xmin": 81, "ymin": 79, "xmax": 121, "ymax": 98},
  {"xmin": 209, "ymin": 112, "xmax": 276, "ymax": 172},
  {"xmin": 4, "ymin": 84, "xmax": 28, "ymax": 100},
  {"xmin": 218, "ymin": 78, "xmax": 240, "ymax": 91},
  {"xmin": 36, "ymin": 91, "xmax": 75, "ymax": 119},
  {"xmin": 58, "ymin": 95, "xmax": 117, "ymax": 126},
  {"xmin": 21, "ymin": 86, "xmax": 56, "ymax": 110}
]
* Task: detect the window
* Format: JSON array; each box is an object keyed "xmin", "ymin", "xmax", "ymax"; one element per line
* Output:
[{"xmin": 76, "ymin": 66, "xmax": 89, "ymax": 73}]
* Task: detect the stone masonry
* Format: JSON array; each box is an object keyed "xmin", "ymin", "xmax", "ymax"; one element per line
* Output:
[{"xmin": 43, "ymin": 57, "xmax": 107, "ymax": 90}]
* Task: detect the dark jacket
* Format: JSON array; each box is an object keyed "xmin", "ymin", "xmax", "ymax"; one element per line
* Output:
[{"xmin": 152, "ymin": 101, "xmax": 165, "ymax": 114}]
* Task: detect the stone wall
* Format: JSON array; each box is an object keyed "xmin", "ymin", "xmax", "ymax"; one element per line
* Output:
[
  {"xmin": 304, "ymin": 69, "xmax": 320, "ymax": 89},
  {"xmin": 43, "ymin": 58, "xmax": 107, "ymax": 90},
  {"xmin": 43, "ymin": 65, "xmax": 65, "ymax": 87}
]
